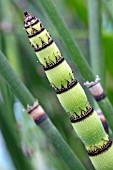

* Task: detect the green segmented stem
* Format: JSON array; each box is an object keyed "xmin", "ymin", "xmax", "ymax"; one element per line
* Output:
[
  {"xmin": 46, "ymin": 60, "xmax": 74, "ymax": 89},
  {"xmin": 90, "ymin": 143, "xmax": 113, "ymax": 170},
  {"xmin": 72, "ymin": 110, "xmax": 106, "ymax": 146},
  {"xmin": 24, "ymin": 12, "xmax": 113, "ymax": 170},
  {"xmin": 36, "ymin": 42, "xmax": 61, "ymax": 66},
  {"xmin": 0, "ymin": 51, "xmax": 86, "ymax": 170},
  {"xmin": 37, "ymin": 0, "xmax": 113, "ymax": 135}
]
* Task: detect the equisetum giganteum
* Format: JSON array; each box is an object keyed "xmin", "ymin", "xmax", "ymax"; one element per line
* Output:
[{"xmin": 24, "ymin": 12, "xmax": 113, "ymax": 170}]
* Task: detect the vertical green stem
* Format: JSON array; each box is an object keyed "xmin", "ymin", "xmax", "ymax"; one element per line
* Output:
[
  {"xmin": 1, "ymin": 0, "xmax": 23, "ymax": 76},
  {"xmin": 88, "ymin": 0, "xmax": 105, "ymax": 87},
  {"xmin": 39, "ymin": 118, "xmax": 86, "ymax": 170},
  {"xmin": 0, "ymin": 106, "xmax": 33, "ymax": 170},
  {"xmin": 0, "ymin": 51, "xmax": 35, "ymax": 107}
]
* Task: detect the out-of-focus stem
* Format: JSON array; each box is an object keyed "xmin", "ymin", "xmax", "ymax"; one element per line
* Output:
[
  {"xmin": 0, "ymin": 107, "xmax": 33, "ymax": 170},
  {"xmin": 88, "ymin": 0, "xmax": 105, "ymax": 87}
]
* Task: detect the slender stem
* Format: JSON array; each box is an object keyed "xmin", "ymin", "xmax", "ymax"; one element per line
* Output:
[
  {"xmin": 98, "ymin": 97, "xmax": 113, "ymax": 126},
  {"xmin": 24, "ymin": 12, "xmax": 113, "ymax": 169},
  {"xmin": 38, "ymin": 0, "xmax": 94, "ymax": 81},
  {"xmin": 0, "ymin": 51, "xmax": 35, "ymax": 107},
  {"xmin": 0, "ymin": 106, "xmax": 33, "ymax": 170},
  {"xmin": 1, "ymin": 0, "xmax": 23, "ymax": 124},
  {"xmin": 88, "ymin": 0, "xmax": 113, "ymax": 131},
  {"xmin": 0, "ymin": 78, "xmax": 15, "ymax": 123},
  {"xmin": 38, "ymin": 0, "xmax": 113, "ymax": 133},
  {"xmin": 0, "ymin": 51, "xmax": 86, "ymax": 170},
  {"xmin": 88, "ymin": 0, "xmax": 105, "ymax": 87},
  {"xmin": 88, "ymin": 0, "xmax": 104, "ymax": 111},
  {"xmin": 1, "ymin": 0, "xmax": 22, "ymax": 76},
  {"xmin": 39, "ymin": 118, "xmax": 86, "ymax": 170}
]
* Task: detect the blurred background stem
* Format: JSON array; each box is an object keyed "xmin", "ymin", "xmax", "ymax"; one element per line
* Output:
[
  {"xmin": 88, "ymin": 0, "xmax": 105, "ymax": 88},
  {"xmin": 102, "ymin": 0, "xmax": 113, "ymax": 26},
  {"xmin": 0, "ymin": 105, "xmax": 33, "ymax": 170},
  {"xmin": 88, "ymin": 0, "xmax": 105, "ymax": 111}
]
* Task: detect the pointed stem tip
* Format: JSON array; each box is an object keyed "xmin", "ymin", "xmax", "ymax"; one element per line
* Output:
[{"xmin": 24, "ymin": 11, "xmax": 28, "ymax": 17}]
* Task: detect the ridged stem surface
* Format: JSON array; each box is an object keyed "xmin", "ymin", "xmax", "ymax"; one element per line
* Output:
[
  {"xmin": 0, "ymin": 51, "xmax": 86, "ymax": 170},
  {"xmin": 24, "ymin": 12, "xmax": 113, "ymax": 170},
  {"xmin": 38, "ymin": 0, "xmax": 113, "ymax": 133}
]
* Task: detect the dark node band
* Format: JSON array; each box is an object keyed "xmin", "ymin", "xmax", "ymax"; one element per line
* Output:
[
  {"xmin": 88, "ymin": 140, "xmax": 112, "ymax": 157},
  {"xmin": 24, "ymin": 19, "xmax": 40, "ymax": 29},
  {"xmin": 56, "ymin": 78, "xmax": 78, "ymax": 94},
  {"xmin": 43, "ymin": 57, "xmax": 64, "ymax": 71},
  {"xmin": 28, "ymin": 104, "xmax": 39, "ymax": 114},
  {"xmin": 28, "ymin": 27, "xmax": 45, "ymax": 38},
  {"xmin": 88, "ymin": 82, "xmax": 98, "ymax": 89},
  {"xmin": 94, "ymin": 92, "xmax": 106, "ymax": 102},
  {"xmin": 35, "ymin": 114, "xmax": 48, "ymax": 125},
  {"xmin": 35, "ymin": 39, "xmax": 53, "ymax": 52},
  {"xmin": 70, "ymin": 107, "xmax": 94, "ymax": 123}
]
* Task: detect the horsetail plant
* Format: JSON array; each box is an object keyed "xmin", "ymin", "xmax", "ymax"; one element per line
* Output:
[
  {"xmin": 24, "ymin": 12, "xmax": 113, "ymax": 170},
  {"xmin": 0, "ymin": 51, "xmax": 85, "ymax": 170},
  {"xmin": 38, "ymin": 0, "xmax": 113, "ymax": 133}
]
